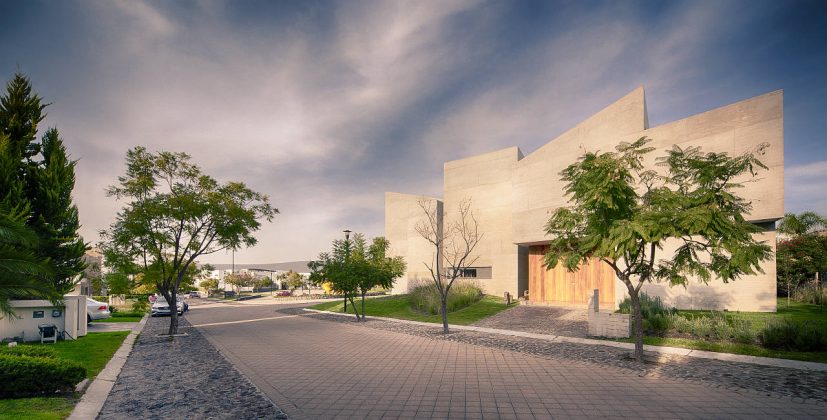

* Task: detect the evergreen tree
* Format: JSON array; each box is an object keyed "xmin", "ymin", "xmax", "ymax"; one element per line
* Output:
[{"xmin": 28, "ymin": 129, "xmax": 87, "ymax": 294}]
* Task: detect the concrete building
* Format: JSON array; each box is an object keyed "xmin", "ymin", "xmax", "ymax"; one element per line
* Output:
[{"xmin": 385, "ymin": 87, "xmax": 783, "ymax": 312}]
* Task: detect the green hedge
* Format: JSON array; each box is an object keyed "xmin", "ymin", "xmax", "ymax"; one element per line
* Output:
[
  {"xmin": 0, "ymin": 354, "xmax": 86, "ymax": 397},
  {"xmin": 0, "ymin": 345, "xmax": 57, "ymax": 359}
]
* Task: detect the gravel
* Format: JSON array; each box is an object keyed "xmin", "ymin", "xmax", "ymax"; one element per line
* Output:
[{"xmin": 98, "ymin": 316, "xmax": 288, "ymax": 419}]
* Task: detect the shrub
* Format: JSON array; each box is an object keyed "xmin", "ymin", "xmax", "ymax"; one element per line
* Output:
[
  {"xmin": 668, "ymin": 312, "xmax": 755, "ymax": 343},
  {"xmin": 792, "ymin": 284, "xmax": 827, "ymax": 305},
  {"xmin": 617, "ymin": 292, "xmax": 675, "ymax": 319},
  {"xmin": 644, "ymin": 314, "xmax": 671, "ymax": 334},
  {"xmin": 409, "ymin": 280, "xmax": 483, "ymax": 315},
  {"xmin": 759, "ymin": 319, "xmax": 826, "ymax": 352},
  {"xmin": 0, "ymin": 354, "xmax": 87, "ymax": 397},
  {"xmin": 131, "ymin": 299, "xmax": 149, "ymax": 313},
  {"xmin": 0, "ymin": 345, "xmax": 57, "ymax": 359}
]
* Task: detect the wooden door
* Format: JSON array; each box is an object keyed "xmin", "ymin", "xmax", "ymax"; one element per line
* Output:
[{"xmin": 528, "ymin": 245, "xmax": 615, "ymax": 306}]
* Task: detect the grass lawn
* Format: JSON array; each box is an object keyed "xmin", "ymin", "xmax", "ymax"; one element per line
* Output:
[
  {"xmin": 615, "ymin": 299, "xmax": 827, "ymax": 363},
  {"xmin": 309, "ymin": 294, "xmax": 512, "ymax": 325},
  {"xmin": 0, "ymin": 331, "xmax": 130, "ymax": 420}
]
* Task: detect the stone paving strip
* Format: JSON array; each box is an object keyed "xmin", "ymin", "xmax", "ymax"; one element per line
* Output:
[
  {"xmin": 97, "ymin": 315, "xmax": 288, "ymax": 419},
  {"xmin": 301, "ymin": 308, "xmax": 827, "ymax": 404},
  {"xmin": 68, "ymin": 315, "xmax": 147, "ymax": 419}
]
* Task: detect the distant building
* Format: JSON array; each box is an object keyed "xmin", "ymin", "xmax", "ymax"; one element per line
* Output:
[{"xmin": 73, "ymin": 248, "xmax": 103, "ymax": 296}]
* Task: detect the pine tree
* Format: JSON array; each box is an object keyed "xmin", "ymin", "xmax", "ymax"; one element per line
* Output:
[{"xmin": 28, "ymin": 129, "xmax": 87, "ymax": 294}]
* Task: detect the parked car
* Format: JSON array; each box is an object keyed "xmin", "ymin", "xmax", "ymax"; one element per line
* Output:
[
  {"xmin": 86, "ymin": 298, "xmax": 111, "ymax": 323},
  {"xmin": 151, "ymin": 297, "xmax": 184, "ymax": 317},
  {"xmin": 276, "ymin": 290, "xmax": 291, "ymax": 297},
  {"xmin": 188, "ymin": 291, "xmax": 200, "ymax": 298}
]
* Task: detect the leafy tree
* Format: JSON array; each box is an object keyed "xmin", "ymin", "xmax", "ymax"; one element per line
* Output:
[
  {"xmin": 544, "ymin": 137, "xmax": 772, "ymax": 361},
  {"xmin": 354, "ymin": 236, "xmax": 405, "ymax": 318},
  {"xmin": 101, "ymin": 147, "xmax": 277, "ymax": 335},
  {"xmin": 0, "ymin": 73, "xmax": 86, "ymax": 294},
  {"xmin": 285, "ymin": 270, "xmax": 304, "ymax": 292},
  {"xmin": 309, "ymin": 237, "xmax": 362, "ymax": 320},
  {"xmin": 104, "ymin": 272, "xmax": 134, "ymax": 296},
  {"xmin": 778, "ymin": 212, "xmax": 826, "ymax": 237},
  {"xmin": 199, "ymin": 278, "xmax": 219, "ymax": 296},
  {"xmin": 415, "ymin": 198, "xmax": 482, "ymax": 333},
  {"xmin": 224, "ymin": 272, "xmax": 256, "ymax": 296},
  {"xmin": 0, "ymin": 206, "xmax": 58, "ymax": 318},
  {"xmin": 254, "ymin": 276, "xmax": 273, "ymax": 292}
]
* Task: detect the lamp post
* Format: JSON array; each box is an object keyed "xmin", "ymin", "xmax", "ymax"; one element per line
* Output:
[{"xmin": 343, "ymin": 229, "xmax": 351, "ymax": 312}]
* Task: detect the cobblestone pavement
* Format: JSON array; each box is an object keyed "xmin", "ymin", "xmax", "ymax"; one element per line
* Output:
[
  {"xmin": 182, "ymin": 303, "xmax": 827, "ymax": 419},
  {"xmin": 471, "ymin": 305, "xmax": 588, "ymax": 338},
  {"xmin": 98, "ymin": 315, "xmax": 286, "ymax": 420}
]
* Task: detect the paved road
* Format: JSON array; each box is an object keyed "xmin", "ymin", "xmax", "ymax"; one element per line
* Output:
[{"xmin": 186, "ymin": 301, "xmax": 827, "ymax": 419}]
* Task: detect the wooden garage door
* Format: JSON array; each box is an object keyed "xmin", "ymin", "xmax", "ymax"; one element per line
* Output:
[{"xmin": 528, "ymin": 245, "xmax": 615, "ymax": 306}]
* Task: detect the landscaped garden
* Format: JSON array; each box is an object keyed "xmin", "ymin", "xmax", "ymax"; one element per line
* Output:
[
  {"xmin": 615, "ymin": 294, "xmax": 827, "ymax": 363},
  {"xmin": 309, "ymin": 281, "xmax": 513, "ymax": 325},
  {"xmin": 0, "ymin": 331, "xmax": 129, "ymax": 419}
]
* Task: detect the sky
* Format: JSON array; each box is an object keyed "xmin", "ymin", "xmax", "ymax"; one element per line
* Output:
[{"xmin": 1, "ymin": 0, "xmax": 826, "ymax": 265}]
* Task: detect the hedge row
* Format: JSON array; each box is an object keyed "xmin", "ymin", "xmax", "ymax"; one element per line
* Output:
[{"xmin": 0, "ymin": 353, "xmax": 86, "ymax": 397}]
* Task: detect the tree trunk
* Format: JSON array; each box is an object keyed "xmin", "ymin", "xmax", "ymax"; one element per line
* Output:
[
  {"xmin": 441, "ymin": 295, "xmax": 449, "ymax": 334},
  {"xmin": 630, "ymin": 290, "xmax": 644, "ymax": 362},
  {"xmin": 344, "ymin": 295, "xmax": 347, "ymax": 312},
  {"xmin": 361, "ymin": 290, "xmax": 366, "ymax": 322},
  {"xmin": 348, "ymin": 294, "xmax": 361, "ymax": 321},
  {"xmin": 168, "ymin": 292, "xmax": 179, "ymax": 335}
]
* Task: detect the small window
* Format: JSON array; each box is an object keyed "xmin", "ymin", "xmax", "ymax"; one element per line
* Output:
[
  {"xmin": 33, "ymin": 310, "xmax": 45, "ymax": 319},
  {"xmin": 52, "ymin": 310, "xmax": 62, "ymax": 317},
  {"xmin": 460, "ymin": 268, "xmax": 477, "ymax": 278}
]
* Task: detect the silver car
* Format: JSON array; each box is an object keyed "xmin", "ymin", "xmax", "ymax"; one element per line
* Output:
[
  {"xmin": 86, "ymin": 298, "xmax": 112, "ymax": 323},
  {"xmin": 151, "ymin": 297, "xmax": 184, "ymax": 316}
]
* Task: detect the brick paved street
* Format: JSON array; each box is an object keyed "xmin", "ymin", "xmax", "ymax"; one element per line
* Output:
[{"xmin": 186, "ymin": 303, "xmax": 827, "ymax": 419}]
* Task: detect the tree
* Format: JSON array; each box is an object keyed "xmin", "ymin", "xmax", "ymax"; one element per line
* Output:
[
  {"xmin": 0, "ymin": 205, "xmax": 58, "ymax": 318},
  {"xmin": 543, "ymin": 137, "xmax": 772, "ymax": 361},
  {"xmin": 309, "ymin": 237, "xmax": 362, "ymax": 320},
  {"xmin": 27, "ymin": 129, "xmax": 86, "ymax": 294},
  {"xmin": 0, "ymin": 73, "xmax": 86, "ymax": 294},
  {"xmin": 101, "ymin": 147, "xmax": 277, "ymax": 335},
  {"xmin": 254, "ymin": 276, "xmax": 273, "ymax": 292},
  {"xmin": 104, "ymin": 272, "xmax": 134, "ymax": 296},
  {"xmin": 199, "ymin": 278, "xmax": 219, "ymax": 296},
  {"xmin": 356, "ymin": 236, "xmax": 405, "ymax": 319},
  {"xmin": 778, "ymin": 212, "xmax": 827, "ymax": 237},
  {"xmin": 285, "ymin": 270, "xmax": 304, "ymax": 292},
  {"xmin": 224, "ymin": 272, "xmax": 256, "ymax": 296},
  {"xmin": 415, "ymin": 198, "xmax": 482, "ymax": 333}
]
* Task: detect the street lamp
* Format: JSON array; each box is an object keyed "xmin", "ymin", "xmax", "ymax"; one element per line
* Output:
[{"xmin": 343, "ymin": 229, "xmax": 351, "ymax": 311}]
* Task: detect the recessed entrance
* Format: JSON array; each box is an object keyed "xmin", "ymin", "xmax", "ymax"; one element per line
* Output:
[{"xmin": 527, "ymin": 245, "xmax": 615, "ymax": 307}]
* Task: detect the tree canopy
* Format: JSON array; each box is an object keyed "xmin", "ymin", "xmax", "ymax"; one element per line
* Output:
[
  {"xmin": 101, "ymin": 147, "xmax": 277, "ymax": 335},
  {"xmin": 544, "ymin": 137, "xmax": 772, "ymax": 361}
]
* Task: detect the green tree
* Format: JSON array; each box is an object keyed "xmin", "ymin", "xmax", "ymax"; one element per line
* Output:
[
  {"xmin": 101, "ymin": 147, "xmax": 277, "ymax": 335},
  {"xmin": 0, "ymin": 206, "xmax": 58, "ymax": 318},
  {"xmin": 26, "ymin": 129, "xmax": 86, "ymax": 294},
  {"xmin": 104, "ymin": 272, "xmax": 134, "ymax": 296},
  {"xmin": 354, "ymin": 236, "xmax": 405, "ymax": 318},
  {"xmin": 309, "ymin": 237, "xmax": 362, "ymax": 320},
  {"xmin": 199, "ymin": 278, "xmax": 219, "ymax": 296},
  {"xmin": 0, "ymin": 73, "xmax": 86, "ymax": 294},
  {"xmin": 543, "ymin": 137, "xmax": 772, "ymax": 361},
  {"xmin": 224, "ymin": 272, "xmax": 256, "ymax": 295},
  {"xmin": 778, "ymin": 212, "xmax": 826, "ymax": 237},
  {"xmin": 285, "ymin": 270, "xmax": 304, "ymax": 292}
]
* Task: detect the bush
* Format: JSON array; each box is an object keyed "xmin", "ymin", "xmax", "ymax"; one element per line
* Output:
[
  {"xmin": 0, "ymin": 345, "xmax": 57, "ymax": 358},
  {"xmin": 759, "ymin": 319, "xmax": 826, "ymax": 352},
  {"xmin": 668, "ymin": 312, "xmax": 755, "ymax": 343},
  {"xmin": 792, "ymin": 284, "xmax": 827, "ymax": 305},
  {"xmin": 409, "ymin": 280, "xmax": 483, "ymax": 315},
  {"xmin": 617, "ymin": 292, "xmax": 675, "ymax": 319},
  {"xmin": 644, "ymin": 313, "xmax": 671, "ymax": 334},
  {"xmin": 131, "ymin": 299, "xmax": 149, "ymax": 313},
  {"xmin": 0, "ymin": 354, "xmax": 87, "ymax": 397}
]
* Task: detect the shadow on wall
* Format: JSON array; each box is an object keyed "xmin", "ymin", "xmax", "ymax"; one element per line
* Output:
[{"xmin": 642, "ymin": 284, "xmax": 735, "ymax": 311}]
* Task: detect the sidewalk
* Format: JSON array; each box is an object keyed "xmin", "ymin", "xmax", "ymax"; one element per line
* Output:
[{"xmin": 304, "ymin": 308, "xmax": 827, "ymax": 372}]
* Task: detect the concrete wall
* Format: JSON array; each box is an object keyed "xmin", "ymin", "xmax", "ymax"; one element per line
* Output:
[
  {"xmin": 1, "ymin": 296, "xmax": 87, "ymax": 342},
  {"xmin": 385, "ymin": 192, "xmax": 443, "ymax": 294},
  {"xmin": 444, "ymin": 147, "xmax": 523, "ymax": 297}
]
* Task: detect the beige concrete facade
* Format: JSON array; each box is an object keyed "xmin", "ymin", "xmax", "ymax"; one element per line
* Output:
[{"xmin": 386, "ymin": 87, "xmax": 783, "ymax": 311}]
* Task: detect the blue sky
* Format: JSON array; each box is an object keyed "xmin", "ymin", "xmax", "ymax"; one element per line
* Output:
[{"xmin": 1, "ymin": 0, "xmax": 825, "ymax": 263}]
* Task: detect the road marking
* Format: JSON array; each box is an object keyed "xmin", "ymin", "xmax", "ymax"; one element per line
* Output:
[{"xmin": 190, "ymin": 313, "xmax": 319, "ymax": 328}]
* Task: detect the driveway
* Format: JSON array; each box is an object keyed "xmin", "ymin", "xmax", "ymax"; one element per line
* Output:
[{"xmin": 186, "ymin": 302, "xmax": 827, "ymax": 419}]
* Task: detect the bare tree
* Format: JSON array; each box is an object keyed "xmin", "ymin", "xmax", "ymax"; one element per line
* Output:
[{"xmin": 415, "ymin": 198, "xmax": 482, "ymax": 333}]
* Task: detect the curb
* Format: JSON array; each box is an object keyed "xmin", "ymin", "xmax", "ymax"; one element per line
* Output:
[
  {"xmin": 302, "ymin": 308, "xmax": 827, "ymax": 373},
  {"xmin": 68, "ymin": 314, "xmax": 149, "ymax": 420}
]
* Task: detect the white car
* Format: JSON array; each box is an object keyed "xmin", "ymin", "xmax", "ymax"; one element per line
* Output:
[
  {"xmin": 151, "ymin": 297, "xmax": 184, "ymax": 317},
  {"xmin": 86, "ymin": 298, "xmax": 111, "ymax": 323}
]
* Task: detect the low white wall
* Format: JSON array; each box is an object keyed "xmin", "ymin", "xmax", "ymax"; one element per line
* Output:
[{"xmin": 0, "ymin": 296, "xmax": 87, "ymax": 342}]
